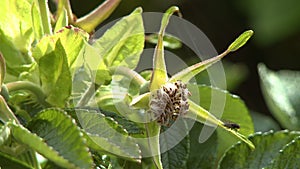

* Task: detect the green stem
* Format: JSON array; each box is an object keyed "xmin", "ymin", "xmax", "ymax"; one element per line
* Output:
[
  {"xmin": 0, "ymin": 95, "xmax": 20, "ymax": 124},
  {"xmin": 110, "ymin": 67, "xmax": 147, "ymax": 86},
  {"xmin": 75, "ymin": 0, "xmax": 121, "ymax": 33},
  {"xmin": 38, "ymin": 0, "xmax": 52, "ymax": 34},
  {"xmin": 6, "ymin": 81, "xmax": 49, "ymax": 107},
  {"xmin": 65, "ymin": 0, "xmax": 74, "ymax": 24}
]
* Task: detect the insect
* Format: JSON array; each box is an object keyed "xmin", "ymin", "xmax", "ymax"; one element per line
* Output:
[{"xmin": 223, "ymin": 122, "xmax": 240, "ymax": 131}]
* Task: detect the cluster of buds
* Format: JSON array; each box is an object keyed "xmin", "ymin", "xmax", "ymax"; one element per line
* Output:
[{"xmin": 149, "ymin": 81, "xmax": 190, "ymax": 126}]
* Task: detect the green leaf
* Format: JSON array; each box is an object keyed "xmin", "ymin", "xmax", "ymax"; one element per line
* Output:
[
  {"xmin": 0, "ymin": 151, "xmax": 33, "ymax": 169},
  {"xmin": 32, "ymin": 26, "xmax": 89, "ymax": 66},
  {"xmin": 258, "ymin": 63, "xmax": 300, "ymax": 129},
  {"xmin": 218, "ymin": 131, "xmax": 300, "ymax": 169},
  {"xmin": 146, "ymin": 33, "xmax": 182, "ymax": 49},
  {"xmin": 150, "ymin": 6, "xmax": 180, "ymax": 90},
  {"xmin": 75, "ymin": 109, "xmax": 142, "ymax": 162},
  {"xmin": 0, "ymin": 0, "xmax": 34, "ymax": 53},
  {"xmin": 160, "ymin": 123, "xmax": 190, "ymax": 169},
  {"xmin": 92, "ymin": 7, "xmax": 144, "ymax": 70},
  {"xmin": 31, "ymin": 2, "xmax": 44, "ymax": 40},
  {"xmin": 251, "ymin": 111, "xmax": 280, "ymax": 132},
  {"xmin": 186, "ymin": 85, "xmax": 255, "ymax": 152},
  {"xmin": 54, "ymin": 8, "xmax": 68, "ymax": 33},
  {"xmin": 38, "ymin": 40, "xmax": 71, "ymax": 107},
  {"xmin": 267, "ymin": 136, "xmax": 300, "ymax": 169},
  {"xmin": 186, "ymin": 123, "xmax": 218, "ymax": 169},
  {"xmin": 227, "ymin": 30, "xmax": 253, "ymax": 52},
  {"xmin": 26, "ymin": 108, "xmax": 93, "ymax": 169}
]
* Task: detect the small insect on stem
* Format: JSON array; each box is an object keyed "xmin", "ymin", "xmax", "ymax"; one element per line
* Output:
[{"xmin": 223, "ymin": 122, "xmax": 240, "ymax": 131}]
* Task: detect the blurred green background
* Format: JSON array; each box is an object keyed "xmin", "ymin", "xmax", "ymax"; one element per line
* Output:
[{"xmin": 67, "ymin": 0, "xmax": 300, "ymax": 123}]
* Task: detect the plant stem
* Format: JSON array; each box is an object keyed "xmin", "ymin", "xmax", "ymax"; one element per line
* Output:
[
  {"xmin": 75, "ymin": 0, "xmax": 121, "ymax": 33},
  {"xmin": 38, "ymin": 0, "xmax": 52, "ymax": 34},
  {"xmin": 110, "ymin": 67, "xmax": 147, "ymax": 86},
  {"xmin": 6, "ymin": 81, "xmax": 49, "ymax": 107},
  {"xmin": 0, "ymin": 95, "xmax": 20, "ymax": 124}
]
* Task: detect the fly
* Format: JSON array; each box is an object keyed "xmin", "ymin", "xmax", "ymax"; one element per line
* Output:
[{"xmin": 223, "ymin": 122, "xmax": 240, "ymax": 131}]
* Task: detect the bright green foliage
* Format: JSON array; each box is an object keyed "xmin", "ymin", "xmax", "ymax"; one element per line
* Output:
[
  {"xmin": 1, "ymin": 0, "xmax": 293, "ymax": 168},
  {"xmin": 38, "ymin": 41, "xmax": 71, "ymax": 107},
  {"xmin": 258, "ymin": 64, "xmax": 300, "ymax": 130},
  {"xmin": 219, "ymin": 131, "xmax": 300, "ymax": 169}
]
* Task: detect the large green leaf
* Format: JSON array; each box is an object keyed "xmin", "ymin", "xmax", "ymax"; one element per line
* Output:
[
  {"xmin": 0, "ymin": 151, "xmax": 33, "ymax": 169},
  {"xmin": 25, "ymin": 108, "xmax": 93, "ymax": 169},
  {"xmin": 258, "ymin": 63, "xmax": 300, "ymax": 129},
  {"xmin": 0, "ymin": 0, "xmax": 34, "ymax": 53},
  {"xmin": 160, "ymin": 123, "xmax": 190, "ymax": 169},
  {"xmin": 267, "ymin": 136, "xmax": 300, "ymax": 169},
  {"xmin": 92, "ymin": 7, "xmax": 144, "ymax": 70},
  {"xmin": 218, "ymin": 131, "xmax": 300, "ymax": 169},
  {"xmin": 187, "ymin": 85, "xmax": 254, "ymax": 159},
  {"xmin": 32, "ymin": 26, "xmax": 89, "ymax": 66},
  {"xmin": 75, "ymin": 109, "xmax": 142, "ymax": 162},
  {"xmin": 38, "ymin": 40, "xmax": 71, "ymax": 107},
  {"xmin": 186, "ymin": 123, "xmax": 218, "ymax": 169}
]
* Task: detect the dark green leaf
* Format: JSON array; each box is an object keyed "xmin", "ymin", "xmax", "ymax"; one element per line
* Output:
[
  {"xmin": 267, "ymin": 136, "xmax": 300, "ymax": 169},
  {"xmin": 38, "ymin": 40, "xmax": 71, "ymax": 107},
  {"xmin": 26, "ymin": 108, "xmax": 93, "ymax": 169},
  {"xmin": 0, "ymin": 151, "xmax": 33, "ymax": 169},
  {"xmin": 218, "ymin": 130, "xmax": 300, "ymax": 169},
  {"xmin": 258, "ymin": 63, "xmax": 300, "ymax": 129},
  {"xmin": 160, "ymin": 122, "xmax": 190, "ymax": 169},
  {"xmin": 75, "ymin": 109, "xmax": 142, "ymax": 162},
  {"xmin": 186, "ymin": 123, "xmax": 218, "ymax": 169}
]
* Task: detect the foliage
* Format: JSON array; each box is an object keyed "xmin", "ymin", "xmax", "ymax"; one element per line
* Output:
[{"xmin": 0, "ymin": 0, "xmax": 298, "ymax": 169}]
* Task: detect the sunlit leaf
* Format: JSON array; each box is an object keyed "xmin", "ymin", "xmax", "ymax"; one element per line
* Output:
[
  {"xmin": 38, "ymin": 40, "xmax": 71, "ymax": 107},
  {"xmin": 54, "ymin": 8, "xmax": 68, "ymax": 33},
  {"xmin": 32, "ymin": 26, "xmax": 89, "ymax": 66}
]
